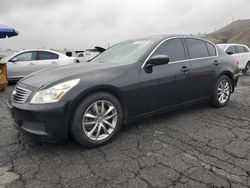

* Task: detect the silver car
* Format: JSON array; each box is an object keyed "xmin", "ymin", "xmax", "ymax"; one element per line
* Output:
[{"xmin": 2, "ymin": 49, "xmax": 75, "ymax": 81}]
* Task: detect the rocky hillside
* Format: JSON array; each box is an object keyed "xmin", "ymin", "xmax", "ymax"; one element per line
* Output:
[{"xmin": 208, "ymin": 19, "xmax": 250, "ymax": 47}]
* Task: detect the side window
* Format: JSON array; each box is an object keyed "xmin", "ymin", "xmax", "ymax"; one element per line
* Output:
[
  {"xmin": 226, "ymin": 46, "xmax": 236, "ymax": 54},
  {"xmin": 152, "ymin": 38, "xmax": 186, "ymax": 62},
  {"xmin": 235, "ymin": 46, "xmax": 246, "ymax": 53},
  {"xmin": 185, "ymin": 38, "xmax": 209, "ymax": 59},
  {"xmin": 37, "ymin": 51, "xmax": 59, "ymax": 60},
  {"xmin": 206, "ymin": 42, "xmax": 217, "ymax": 56},
  {"xmin": 244, "ymin": 46, "xmax": 249, "ymax": 52},
  {"xmin": 78, "ymin": 53, "xmax": 84, "ymax": 57},
  {"xmin": 12, "ymin": 52, "xmax": 36, "ymax": 62}
]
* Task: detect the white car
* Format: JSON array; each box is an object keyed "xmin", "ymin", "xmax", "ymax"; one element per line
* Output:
[
  {"xmin": 75, "ymin": 47, "xmax": 105, "ymax": 63},
  {"xmin": 75, "ymin": 52, "xmax": 87, "ymax": 63},
  {"xmin": 2, "ymin": 49, "xmax": 75, "ymax": 81},
  {"xmin": 217, "ymin": 43, "xmax": 250, "ymax": 75}
]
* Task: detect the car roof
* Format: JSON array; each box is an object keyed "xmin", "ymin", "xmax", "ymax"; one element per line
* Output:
[
  {"xmin": 17, "ymin": 49, "xmax": 63, "ymax": 55},
  {"xmin": 126, "ymin": 34, "xmax": 214, "ymax": 44},
  {"xmin": 217, "ymin": 43, "xmax": 248, "ymax": 46}
]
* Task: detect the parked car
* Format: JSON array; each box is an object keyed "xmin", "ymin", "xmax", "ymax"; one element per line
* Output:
[
  {"xmin": 75, "ymin": 47, "xmax": 106, "ymax": 63},
  {"xmin": 2, "ymin": 49, "xmax": 75, "ymax": 81},
  {"xmin": 75, "ymin": 52, "xmax": 87, "ymax": 63},
  {"xmin": 217, "ymin": 43, "xmax": 250, "ymax": 75},
  {"xmin": 8, "ymin": 35, "xmax": 240, "ymax": 147}
]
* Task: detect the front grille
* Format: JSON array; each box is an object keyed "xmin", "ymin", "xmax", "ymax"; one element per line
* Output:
[{"xmin": 12, "ymin": 86, "xmax": 32, "ymax": 104}]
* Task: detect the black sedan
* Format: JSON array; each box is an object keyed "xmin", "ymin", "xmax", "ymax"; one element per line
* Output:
[{"xmin": 8, "ymin": 35, "xmax": 240, "ymax": 147}]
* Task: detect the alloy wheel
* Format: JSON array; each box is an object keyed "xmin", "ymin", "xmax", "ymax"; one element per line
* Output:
[
  {"xmin": 246, "ymin": 63, "xmax": 250, "ymax": 75},
  {"xmin": 82, "ymin": 100, "xmax": 117, "ymax": 141},
  {"xmin": 217, "ymin": 79, "xmax": 230, "ymax": 104}
]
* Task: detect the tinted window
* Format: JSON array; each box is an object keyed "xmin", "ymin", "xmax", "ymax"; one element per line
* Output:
[
  {"xmin": 38, "ymin": 51, "xmax": 59, "ymax": 60},
  {"xmin": 185, "ymin": 38, "xmax": 209, "ymax": 59},
  {"xmin": 235, "ymin": 46, "xmax": 246, "ymax": 53},
  {"xmin": 13, "ymin": 52, "xmax": 36, "ymax": 62},
  {"xmin": 152, "ymin": 38, "xmax": 186, "ymax": 62},
  {"xmin": 206, "ymin": 42, "xmax": 216, "ymax": 56},
  {"xmin": 226, "ymin": 46, "xmax": 236, "ymax": 54}
]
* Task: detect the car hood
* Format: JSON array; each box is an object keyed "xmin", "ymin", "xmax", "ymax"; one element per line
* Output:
[{"xmin": 20, "ymin": 62, "xmax": 121, "ymax": 88}]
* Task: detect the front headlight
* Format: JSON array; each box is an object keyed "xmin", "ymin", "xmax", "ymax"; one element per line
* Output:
[{"xmin": 30, "ymin": 79, "xmax": 80, "ymax": 104}]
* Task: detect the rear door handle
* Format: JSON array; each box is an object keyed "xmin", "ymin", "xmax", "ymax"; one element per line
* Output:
[
  {"xmin": 29, "ymin": 62, "xmax": 35, "ymax": 65},
  {"xmin": 213, "ymin": 60, "xmax": 220, "ymax": 65},
  {"xmin": 180, "ymin": 66, "xmax": 190, "ymax": 73},
  {"xmin": 51, "ymin": 61, "xmax": 57, "ymax": 64}
]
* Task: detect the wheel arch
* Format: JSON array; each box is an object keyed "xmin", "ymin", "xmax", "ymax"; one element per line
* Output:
[
  {"xmin": 245, "ymin": 61, "xmax": 250, "ymax": 68},
  {"xmin": 68, "ymin": 85, "xmax": 128, "ymax": 131},
  {"xmin": 218, "ymin": 71, "xmax": 235, "ymax": 92}
]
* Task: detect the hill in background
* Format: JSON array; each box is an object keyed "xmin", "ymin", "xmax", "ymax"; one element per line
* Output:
[{"xmin": 207, "ymin": 19, "xmax": 250, "ymax": 47}]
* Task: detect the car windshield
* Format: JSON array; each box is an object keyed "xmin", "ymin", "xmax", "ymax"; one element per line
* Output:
[
  {"xmin": 91, "ymin": 39, "xmax": 155, "ymax": 63},
  {"xmin": 217, "ymin": 44, "xmax": 227, "ymax": 50},
  {"xmin": 1, "ymin": 52, "xmax": 17, "ymax": 62}
]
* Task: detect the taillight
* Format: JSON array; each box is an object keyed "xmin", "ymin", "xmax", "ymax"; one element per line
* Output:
[{"xmin": 236, "ymin": 60, "xmax": 239, "ymax": 65}]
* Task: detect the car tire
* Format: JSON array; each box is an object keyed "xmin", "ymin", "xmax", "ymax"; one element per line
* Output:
[
  {"xmin": 71, "ymin": 92, "xmax": 123, "ymax": 148},
  {"xmin": 211, "ymin": 75, "xmax": 232, "ymax": 107},
  {"xmin": 243, "ymin": 62, "xmax": 250, "ymax": 76}
]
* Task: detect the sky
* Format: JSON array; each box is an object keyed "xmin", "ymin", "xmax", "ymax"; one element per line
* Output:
[{"xmin": 0, "ymin": 0, "xmax": 249, "ymax": 50}]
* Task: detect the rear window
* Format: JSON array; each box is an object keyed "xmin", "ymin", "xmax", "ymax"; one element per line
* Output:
[
  {"xmin": 206, "ymin": 42, "xmax": 217, "ymax": 56},
  {"xmin": 38, "ymin": 51, "xmax": 59, "ymax": 60},
  {"xmin": 185, "ymin": 38, "xmax": 209, "ymax": 59},
  {"xmin": 235, "ymin": 46, "xmax": 246, "ymax": 53},
  {"xmin": 244, "ymin": 46, "xmax": 249, "ymax": 52}
]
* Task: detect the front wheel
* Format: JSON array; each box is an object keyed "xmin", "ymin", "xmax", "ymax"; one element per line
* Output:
[
  {"xmin": 71, "ymin": 92, "xmax": 123, "ymax": 148},
  {"xmin": 211, "ymin": 75, "xmax": 232, "ymax": 107}
]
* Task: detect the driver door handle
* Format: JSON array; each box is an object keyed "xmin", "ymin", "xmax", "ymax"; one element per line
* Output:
[
  {"xmin": 29, "ymin": 62, "xmax": 35, "ymax": 65},
  {"xmin": 51, "ymin": 61, "xmax": 57, "ymax": 64},
  {"xmin": 180, "ymin": 66, "xmax": 190, "ymax": 73},
  {"xmin": 213, "ymin": 60, "xmax": 220, "ymax": 65}
]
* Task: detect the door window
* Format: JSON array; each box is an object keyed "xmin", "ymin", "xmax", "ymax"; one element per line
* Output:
[
  {"xmin": 185, "ymin": 38, "xmax": 209, "ymax": 59},
  {"xmin": 37, "ymin": 51, "xmax": 59, "ymax": 60},
  {"xmin": 13, "ymin": 52, "xmax": 36, "ymax": 62},
  {"xmin": 152, "ymin": 38, "xmax": 186, "ymax": 62}
]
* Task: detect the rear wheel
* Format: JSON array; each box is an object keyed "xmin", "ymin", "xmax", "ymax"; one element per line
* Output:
[
  {"xmin": 71, "ymin": 92, "xmax": 123, "ymax": 148},
  {"xmin": 243, "ymin": 62, "xmax": 250, "ymax": 75},
  {"xmin": 211, "ymin": 75, "xmax": 232, "ymax": 107}
]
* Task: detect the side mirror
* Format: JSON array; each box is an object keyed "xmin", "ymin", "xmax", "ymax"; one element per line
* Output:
[
  {"xmin": 148, "ymin": 55, "xmax": 169, "ymax": 66},
  {"xmin": 144, "ymin": 55, "xmax": 169, "ymax": 73},
  {"xmin": 10, "ymin": 57, "xmax": 18, "ymax": 63},
  {"xmin": 226, "ymin": 51, "xmax": 234, "ymax": 55}
]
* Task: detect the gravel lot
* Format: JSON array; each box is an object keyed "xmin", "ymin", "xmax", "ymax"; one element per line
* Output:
[{"xmin": 0, "ymin": 76, "xmax": 250, "ymax": 188}]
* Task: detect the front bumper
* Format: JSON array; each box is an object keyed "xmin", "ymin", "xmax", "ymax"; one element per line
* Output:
[{"xmin": 7, "ymin": 100, "xmax": 71, "ymax": 142}]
